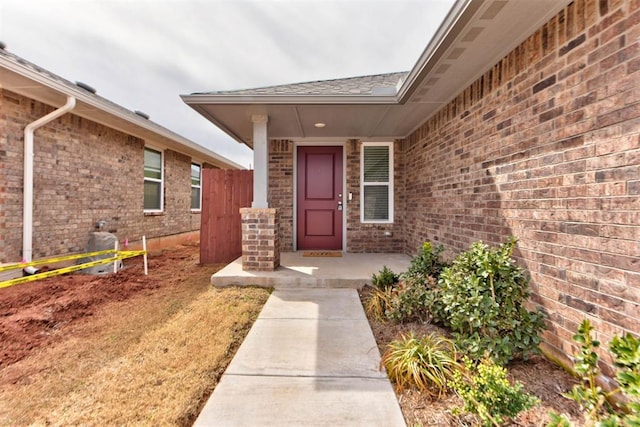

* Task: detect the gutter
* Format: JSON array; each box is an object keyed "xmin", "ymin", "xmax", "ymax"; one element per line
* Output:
[{"xmin": 23, "ymin": 96, "xmax": 76, "ymax": 262}]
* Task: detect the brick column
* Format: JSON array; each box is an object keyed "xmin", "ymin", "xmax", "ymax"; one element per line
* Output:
[{"xmin": 240, "ymin": 208, "xmax": 280, "ymax": 271}]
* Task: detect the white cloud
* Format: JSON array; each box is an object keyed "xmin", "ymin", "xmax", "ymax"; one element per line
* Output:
[{"xmin": 0, "ymin": 0, "xmax": 454, "ymax": 167}]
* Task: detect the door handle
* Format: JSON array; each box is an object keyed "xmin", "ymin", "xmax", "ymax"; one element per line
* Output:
[{"xmin": 337, "ymin": 201, "xmax": 343, "ymax": 211}]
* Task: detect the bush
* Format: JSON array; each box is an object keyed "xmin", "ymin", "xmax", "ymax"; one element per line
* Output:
[
  {"xmin": 382, "ymin": 332, "xmax": 459, "ymax": 397},
  {"xmin": 549, "ymin": 320, "xmax": 640, "ymax": 426},
  {"xmin": 386, "ymin": 275, "xmax": 437, "ymax": 323},
  {"xmin": 372, "ymin": 265, "xmax": 399, "ymax": 290},
  {"xmin": 435, "ymin": 237, "xmax": 545, "ymax": 364},
  {"xmin": 377, "ymin": 241, "xmax": 447, "ymax": 324},
  {"xmin": 403, "ymin": 241, "xmax": 447, "ymax": 281},
  {"xmin": 452, "ymin": 357, "xmax": 539, "ymax": 426}
]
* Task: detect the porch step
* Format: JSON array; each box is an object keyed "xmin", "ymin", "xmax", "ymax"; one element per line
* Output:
[{"xmin": 211, "ymin": 252, "xmax": 411, "ymax": 289}]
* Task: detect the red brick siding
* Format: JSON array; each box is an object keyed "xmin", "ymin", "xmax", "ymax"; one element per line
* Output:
[
  {"xmin": 268, "ymin": 139, "xmax": 294, "ymax": 251},
  {"xmin": 240, "ymin": 207, "xmax": 280, "ymax": 271},
  {"xmin": 0, "ymin": 89, "xmax": 201, "ymax": 262},
  {"xmin": 346, "ymin": 140, "xmax": 405, "ymax": 253},
  {"xmin": 401, "ymin": 0, "xmax": 640, "ymax": 364},
  {"xmin": 267, "ymin": 140, "xmax": 406, "ymax": 253}
]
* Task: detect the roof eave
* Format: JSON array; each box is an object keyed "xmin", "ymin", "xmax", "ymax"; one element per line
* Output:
[
  {"xmin": 396, "ymin": 0, "xmax": 476, "ymax": 103},
  {"xmin": 181, "ymin": 93, "xmax": 400, "ymax": 106},
  {"xmin": 0, "ymin": 54, "xmax": 244, "ymax": 170},
  {"xmin": 188, "ymin": 103, "xmax": 248, "ymax": 146}
]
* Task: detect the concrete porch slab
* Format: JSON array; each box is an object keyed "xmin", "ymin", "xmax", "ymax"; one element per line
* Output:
[{"xmin": 211, "ymin": 252, "xmax": 411, "ymax": 288}]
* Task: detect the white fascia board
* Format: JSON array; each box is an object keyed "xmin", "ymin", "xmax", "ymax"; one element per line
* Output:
[
  {"xmin": 181, "ymin": 94, "xmax": 400, "ymax": 106},
  {"xmin": 396, "ymin": 0, "xmax": 476, "ymax": 103},
  {"xmin": 0, "ymin": 55, "xmax": 243, "ymax": 170}
]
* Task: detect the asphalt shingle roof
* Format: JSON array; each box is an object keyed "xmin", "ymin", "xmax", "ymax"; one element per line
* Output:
[
  {"xmin": 0, "ymin": 48, "xmax": 243, "ymax": 169},
  {"xmin": 0, "ymin": 48, "xmax": 151, "ymax": 119},
  {"xmin": 194, "ymin": 71, "xmax": 409, "ymax": 96}
]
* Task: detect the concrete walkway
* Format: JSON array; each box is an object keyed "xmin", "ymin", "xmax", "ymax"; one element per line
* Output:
[
  {"xmin": 194, "ymin": 288, "xmax": 406, "ymax": 427},
  {"xmin": 212, "ymin": 253, "xmax": 411, "ymax": 288}
]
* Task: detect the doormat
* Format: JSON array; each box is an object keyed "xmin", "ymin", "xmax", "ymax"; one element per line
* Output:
[{"xmin": 303, "ymin": 251, "xmax": 343, "ymax": 257}]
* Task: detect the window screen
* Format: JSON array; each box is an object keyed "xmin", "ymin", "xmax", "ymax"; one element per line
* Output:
[
  {"xmin": 144, "ymin": 148, "xmax": 163, "ymax": 211},
  {"xmin": 361, "ymin": 143, "xmax": 393, "ymax": 222}
]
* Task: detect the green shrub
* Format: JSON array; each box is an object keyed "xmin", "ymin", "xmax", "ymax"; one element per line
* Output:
[
  {"xmin": 403, "ymin": 241, "xmax": 447, "ymax": 281},
  {"xmin": 382, "ymin": 332, "xmax": 459, "ymax": 397},
  {"xmin": 436, "ymin": 237, "xmax": 545, "ymax": 364},
  {"xmin": 387, "ymin": 275, "xmax": 437, "ymax": 323},
  {"xmin": 452, "ymin": 357, "xmax": 539, "ymax": 426},
  {"xmin": 379, "ymin": 241, "xmax": 447, "ymax": 324},
  {"xmin": 372, "ymin": 265, "xmax": 399, "ymax": 290},
  {"xmin": 563, "ymin": 320, "xmax": 607, "ymax": 416},
  {"xmin": 549, "ymin": 320, "xmax": 640, "ymax": 426}
]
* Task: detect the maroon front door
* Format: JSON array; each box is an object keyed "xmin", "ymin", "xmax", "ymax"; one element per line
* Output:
[{"xmin": 296, "ymin": 146, "xmax": 343, "ymax": 250}]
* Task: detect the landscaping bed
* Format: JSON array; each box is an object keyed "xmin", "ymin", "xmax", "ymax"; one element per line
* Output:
[
  {"xmin": 364, "ymin": 305, "xmax": 585, "ymax": 426},
  {"xmin": 360, "ymin": 239, "xmax": 592, "ymax": 426}
]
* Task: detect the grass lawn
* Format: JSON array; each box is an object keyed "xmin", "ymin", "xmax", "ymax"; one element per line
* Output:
[{"xmin": 0, "ymin": 244, "xmax": 270, "ymax": 426}]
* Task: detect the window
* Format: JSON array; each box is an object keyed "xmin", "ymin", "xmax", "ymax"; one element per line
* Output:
[
  {"xmin": 144, "ymin": 147, "xmax": 163, "ymax": 211},
  {"xmin": 191, "ymin": 163, "xmax": 202, "ymax": 210},
  {"xmin": 361, "ymin": 142, "xmax": 393, "ymax": 223}
]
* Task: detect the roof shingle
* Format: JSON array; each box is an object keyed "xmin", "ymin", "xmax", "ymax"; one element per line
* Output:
[{"xmin": 194, "ymin": 71, "xmax": 409, "ymax": 96}]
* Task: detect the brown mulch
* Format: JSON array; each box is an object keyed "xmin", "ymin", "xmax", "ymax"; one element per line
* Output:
[{"xmin": 361, "ymin": 289, "xmax": 587, "ymax": 426}]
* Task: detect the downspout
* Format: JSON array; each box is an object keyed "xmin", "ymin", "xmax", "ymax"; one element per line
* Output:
[{"xmin": 23, "ymin": 96, "xmax": 76, "ymax": 262}]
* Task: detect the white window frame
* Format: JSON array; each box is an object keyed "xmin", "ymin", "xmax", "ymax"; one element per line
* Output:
[
  {"xmin": 190, "ymin": 162, "xmax": 202, "ymax": 212},
  {"xmin": 144, "ymin": 146, "xmax": 164, "ymax": 212},
  {"xmin": 360, "ymin": 141, "xmax": 394, "ymax": 223}
]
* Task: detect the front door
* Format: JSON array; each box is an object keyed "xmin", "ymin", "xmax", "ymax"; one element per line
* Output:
[{"xmin": 296, "ymin": 146, "xmax": 343, "ymax": 250}]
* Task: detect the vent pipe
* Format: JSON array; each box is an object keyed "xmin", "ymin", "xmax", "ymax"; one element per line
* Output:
[
  {"xmin": 23, "ymin": 96, "xmax": 76, "ymax": 262},
  {"xmin": 75, "ymin": 81, "xmax": 96, "ymax": 94},
  {"xmin": 134, "ymin": 110, "xmax": 150, "ymax": 120}
]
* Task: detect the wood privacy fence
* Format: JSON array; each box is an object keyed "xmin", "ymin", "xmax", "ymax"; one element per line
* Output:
[{"xmin": 200, "ymin": 169, "xmax": 253, "ymax": 264}]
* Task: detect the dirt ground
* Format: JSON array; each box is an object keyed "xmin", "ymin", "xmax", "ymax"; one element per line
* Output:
[
  {"xmin": 0, "ymin": 243, "xmax": 270, "ymax": 426},
  {"xmin": 1, "ymin": 244, "xmax": 194, "ymax": 367},
  {"xmin": 363, "ymin": 291, "xmax": 588, "ymax": 426}
]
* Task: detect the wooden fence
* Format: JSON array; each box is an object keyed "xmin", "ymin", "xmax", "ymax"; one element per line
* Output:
[{"xmin": 200, "ymin": 169, "xmax": 253, "ymax": 264}]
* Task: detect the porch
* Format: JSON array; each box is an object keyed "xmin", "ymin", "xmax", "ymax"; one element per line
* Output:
[{"xmin": 212, "ymin": 252, "xmax": 411, "ymax": 289}]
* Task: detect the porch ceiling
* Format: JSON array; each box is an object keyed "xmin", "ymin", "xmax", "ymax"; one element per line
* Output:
[{"xmin": 182, "ymin": 0, "xmax": 571, "ymax": 148}]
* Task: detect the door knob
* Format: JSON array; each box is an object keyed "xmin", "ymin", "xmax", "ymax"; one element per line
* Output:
[{"xmin": 337, "ymin": 201, "xmax": 343, "ymax": 211}]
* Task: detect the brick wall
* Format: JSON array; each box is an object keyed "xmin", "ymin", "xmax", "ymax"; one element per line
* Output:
[
  {"xmin": 240, "ymin": 207, "xmax": 280, "ymax": 271},
  {"xmin": 0, "ymin": 89, "xmax": 201, "ymax": 262},
  {"xmin": 346, "ymin": 139, "xmax": 405, "ymax": 253},
  {"xmin": 268, "ymin": 139, "xmax": 294, "ymax": 251},
  {"xmin": 267, "ymin": 139, "xmax": 406, "ymax": 253},
  {"xmin": 401, "ymin": 0, "xmax": 640, "ymax": 367}
]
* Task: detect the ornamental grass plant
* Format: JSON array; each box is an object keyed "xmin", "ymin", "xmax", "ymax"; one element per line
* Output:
[{"xmin": 382, "ymin": 331, "xmax": 460, "ymax": 398}]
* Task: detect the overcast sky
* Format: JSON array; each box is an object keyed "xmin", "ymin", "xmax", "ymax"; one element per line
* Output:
[{"xmin": 0, "ymin": 0, "xmax": 454, "ymax": 167}]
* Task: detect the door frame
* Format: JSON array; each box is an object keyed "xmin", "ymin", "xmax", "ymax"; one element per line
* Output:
[{"xmin": 293, "ymin": 141, "xmax": 347, "ymax": 252}]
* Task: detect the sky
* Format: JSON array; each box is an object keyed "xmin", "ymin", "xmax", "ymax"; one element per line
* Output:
[{"xmin": 0, "ymin": 0, "xmax": 455, "ymax": 167}]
